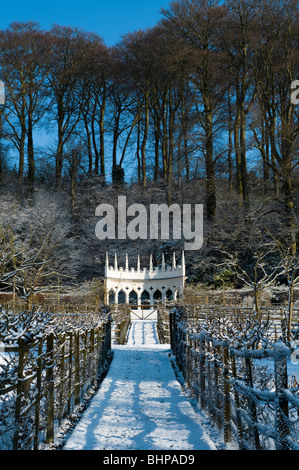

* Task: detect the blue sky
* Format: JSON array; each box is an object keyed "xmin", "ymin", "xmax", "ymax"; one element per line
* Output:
[{"xmin": 0, "ymin": 0, "xmax": 171, "ymax": 45}]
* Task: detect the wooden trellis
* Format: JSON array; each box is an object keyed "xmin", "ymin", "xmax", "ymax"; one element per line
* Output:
[
  {"xmin": 0, "ymin": 314, "xmax": 112, "ymax": 450},
  {"xmin": 168, "ymin": 307, "xmax": 299, "ymax": 450}
]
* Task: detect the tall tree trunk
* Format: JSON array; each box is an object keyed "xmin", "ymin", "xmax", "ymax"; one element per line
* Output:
[
  {"xmin": 154, "ymin": 126, "xmax": 160, "ymax": 182},
  {"xmin": 161, "ymin": 92, "xmax": 168, "ymax": 180},
  {"xmin": 204, "ymin": 96, "xmax": 216, "ymax": 220},
  {"xmin": 136, "ymin": 119, "xmax": 141, "ymax": 183},
  {"xmin": 99, "ymin": 98, "xmax": 106, "ymax": 176},
  {"xmin": 92, "ymin": 125, "xmax": 99, "ymax": 175},
  {"xmin": 269, "ymin": 115, "xmax": 280, "ymax": 197},
  {"xmin": 112, "ymin": 110, "xmax": 120, "ymax": 177},
  {"xmin": 56, "ymin": 137, "xmax": 64, "ymax": 188},
  {"xmin": 282, "ymin": 156, "xmax": 296, "ymax": 256},
  {"xmin": 70, "ymin": 149, "xmax": 78, "ymax": 217},
  {"xmin": 234, "ymin": 110, "xmax": 243, "ymax": 205},
  {"xmin": 141, "ymin": 88, "xmax": 149, "ymax": 189},
  {"xmin": 240, "ymin": 99, "xmax": 249, "ymax": 204},
  {"xmin": 167, "ymin": 90, "xmax": 174, "ymax": 205},
  {"xmin": 84, "ymin": 114, "xmax": 93, "ymax": 173},
  {"xmin": 56, "ymin": 108, "xmax": 64, "ymax": 188},
  {"xmin": 181, "ymin": 95, "xmax": 190, "ymax": 182},
  {"xmin": 27, "ymin": 113, "xmax": 35, "ymax": 186},
  {"xmin": 18, "ymin": 126, "xmax": 26, "ymax": 185},
  {"xmin": 177, "ymin": 135, "xmax": 181, "ymax": 189},
  {"xmin": 227, "ymin": 88, "xmax": 233, "ymax": 192}
]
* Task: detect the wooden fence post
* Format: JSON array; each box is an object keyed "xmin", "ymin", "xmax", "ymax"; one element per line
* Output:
[
  {"xmin": 188, "ymin": 335, "xmax": 195, "ymax": 394},
  {"xmin": 96, "ymin": 326, "xmax": 101, "ymax": 374},
  {"xmin": 99, "ymin": 324, "xmax": 106, "ymax": 374},
  {"xmin": 46, "ymin": 333, "xmax": 55, "ymax": 445},
  {"xmin": 194, "ymin": 335, "xmax": 198, "ymax": 395},
  {"xmin": 213, "ymin": 347, "xmax": 222, "ymax": 430},
  {"xmin": 274, "ymin": 342, "xmax": 290, "ymax": 450},
  {"xmin": 244, "ymin": 354, "xmax": 260, "ymax": 450},
  {"xmin": 13, "ymin": 338, "xmax": 25, "ymax": 450},
  {"xmin": 68, "ymin": 332, "xmax": 73, "ymax": 415},
  {"xmin": 169, "ymin": 311, "xmax": 174, "ymax": 353},
  {"xmin": 231, "ymin": 354, "xmax": 244, "ymax": 449},
  {"xmin": 83, "ymin": 331, "xmax": 88, "ymax": 390},
  {"xmin": 74, "ymin": 331, "xmax": 80, "ymax": 406},
  {"xmin": 206, "ymin": 339, "xmax": 213, "ymax": 420},
  {"xmin": 186, "ymin": 332, "xmax": 191, "ymax": 388},
  {"xmin": 59, "ymin": 334, "xmax": 66, "ymax": 422},
  {"xmin": 176, "ymin": 326, "xmax": 182, "ymax": 373},
  {"xmin": 223, "ymin": 344, "xmax": 232, "ymax": 444},
  {"xmin": 34, "ymin": 339, "xmax": 43, "ymax": 450},
  {"xmin": 90, "ymin": 329, "xmax": 95, "ymax": 386},
  {"xmin": 199, "ymin": 333, "xmax": 206, "ymax": 410}
]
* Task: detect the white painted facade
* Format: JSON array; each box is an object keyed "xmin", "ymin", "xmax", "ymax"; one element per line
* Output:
[{"xmin": 104, "ymin": 251, "xmax": 186, "ymax": 305}]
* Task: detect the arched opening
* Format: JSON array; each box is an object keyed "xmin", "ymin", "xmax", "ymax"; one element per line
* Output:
[
  {"xmin": 108, "ymin": 290, "xmax": 115, "ymax": 304},
  {"xmin": 153, "ymin": 289, "xmax": 162, "ymax": 303},
  {"xmin": 118, "ymin": 290, "xmax": 126, "ymax": 304},
  {"xmin": 166, "ymin": 289, "xmax": 173, "ymax": 301},
  {"xmin": 129, "ymin": 290, "xmax": 138, "ymax": 305},
  {"xmin": 141, "ymin": 290, "xmax": 150, "ymax": 309}
]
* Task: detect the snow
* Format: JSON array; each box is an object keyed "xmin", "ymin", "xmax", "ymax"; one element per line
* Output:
[{"xmin": 63, "ymin": 320, "xmax": 217, "ymax": 451}]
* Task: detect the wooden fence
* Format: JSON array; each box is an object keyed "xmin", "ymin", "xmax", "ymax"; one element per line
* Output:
[
  {"xmin": 0, "ymin": 311, "xmax": 112, "ymax": 450},
  {"xmin": 110, "ymin": 304, "xmax": 131, "ymax": 344},
  {"xmin": 169, "ymin": 307, "xmax": 299, "ymax": 450},
  {"xmin": 177, "ymin": 304, "xmax": 299, "ymax": 341},
  {"xmin": 157, "ymin": 304, "xmax": 171, "ymax": 344}
]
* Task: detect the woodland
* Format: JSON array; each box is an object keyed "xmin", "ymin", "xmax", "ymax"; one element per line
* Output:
[{"xmin": 0, "ymin": 0, "xmax": 298, "ymax": 309}]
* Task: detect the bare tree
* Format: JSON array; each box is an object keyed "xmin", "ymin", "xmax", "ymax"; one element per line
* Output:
[
  {"xmin": 45, "ymin": 26, "xmax": 99, "ymax": 188},
  {"xmin": 222, "ymin": 246, "xmax": 285, "ymax": 317},
  {"xmin": 0, "ymin": 22, "xmax": 47, "ymax": 189},
  {"xmin": 78, "ymin": 39, "xmax": 111, "ymax": 176},
  {"xmin": 267, "ymin": 229, "xmax": 299, "ymax": 342},
  {"xmin": 162, "ymin": 0, "xmax": 229, "ymax": 218},
  {"xmin": 0, "ymin": 189, "xmax": 72, "ymax": 308}
]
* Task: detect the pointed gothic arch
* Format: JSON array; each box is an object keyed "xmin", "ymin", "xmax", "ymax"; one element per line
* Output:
[
  {"xmin": 141, "ymin": 289, "xmax": 150, "ymax": 309},
  {"xmin": 141, "ymin": 289, "xmax": 150, "ymax": 303},
  {"xmin": 166, "ymin": 288, "xmax": 173, "ymax": 301},
  {"xmin": 118, "ymin": 289, "xmax": 126, "ymax": 304},
  {"xmin": 129, "ymin": 290, "xmax": 138, "ymax": 305},
  {"xmin": 108, "ymin": 289, "xmax": 115, "ymax": 304},
  {"xmin": 153, "ymin": 289, "xmax": 162, "ymax": 302}
]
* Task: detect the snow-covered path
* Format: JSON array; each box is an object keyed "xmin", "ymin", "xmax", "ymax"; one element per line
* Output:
[{"xmin": 63, "ymin": 320, "xmax": 216, "ymax": 451}]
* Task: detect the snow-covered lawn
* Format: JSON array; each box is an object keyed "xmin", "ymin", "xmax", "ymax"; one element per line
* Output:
[{"xmin": 63, "ymin": 320, "xmax": 217, "ymax": 451}]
